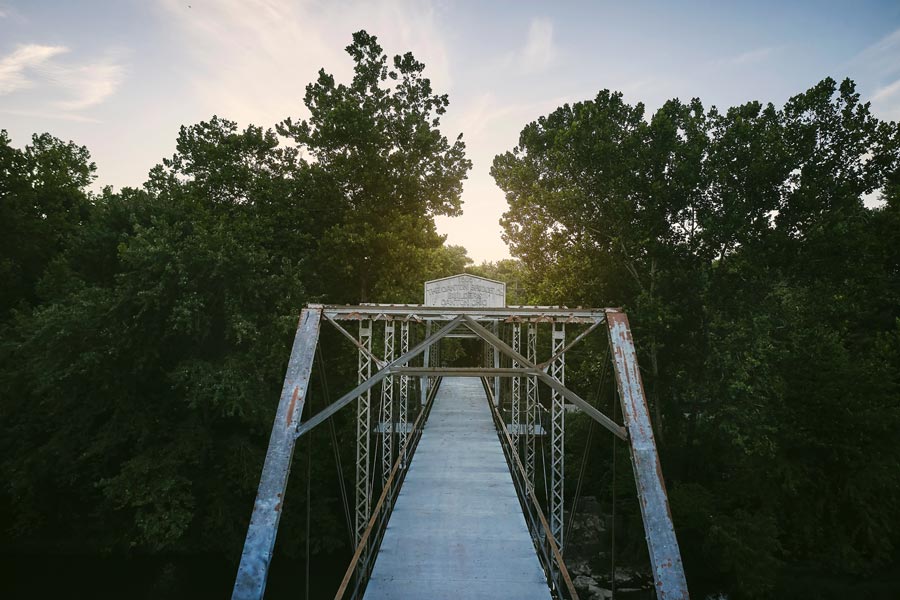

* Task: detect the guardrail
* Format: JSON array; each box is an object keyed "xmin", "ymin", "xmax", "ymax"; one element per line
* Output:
[
  {"xmin": 482, "ymin": 378, "xmax": 580, "ymax": 600},
  {"xmin": 333, "ymin": 378, "xmax": 442, "ymax": 600}
]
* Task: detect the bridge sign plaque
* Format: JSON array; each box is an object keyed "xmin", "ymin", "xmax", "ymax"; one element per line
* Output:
[{"xmin": 424, "ymin": 274, "xmax": 506, "ymax": 307}]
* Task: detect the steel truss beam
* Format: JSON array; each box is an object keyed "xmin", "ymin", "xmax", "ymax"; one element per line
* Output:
[
  {"xmin": 607, "ymin": 311, "xmax": 689, "ymax": 598},
  {"xmin": 511, "ymin": 322, "xmax": 521, "ymax": 447},
  {"xmin": 294, "ymin": 316, "xmax": 465, "ymax": 439},
  {"xmin": 550, "ymin": 322, "xmax": 566, "ymax": 550},
  {"xmin": 460, "ymin": 316, "xmax": 626, "ymax": 441},
  {"xmin": 324, "ymin": 304, "xmax": 606, "ymax": 322},
  {"xmin": 422, "ymin": 320, "xmax": 431, "ymax": 403},
  {"xmin": 232, "ymin": 308, "xmax": 322, "ymax": 600},
  {"xmin": 390, "ymin": 367, "xmax": 537, "ymax": 377},
  {"xmin": 526, "ymin": 323, "xmax": 538, "ymax": 490},
  {"xmin": 380, "ymin": 322, "xmax": 395, "ymax": 487},
  {"xmin": 492, "ymin": 321, "xmax": 500, "ymax": 403},
  {"xmin": 398, "ymin": 321, "xmax": 410, "ymax": 467},
  {"xmin": 234, "ymin": 305, "xmax": 689, "ymax": 600},
  {"xmin": 356, "ymin": 320, "xmax": 373, "ymax": 545}
]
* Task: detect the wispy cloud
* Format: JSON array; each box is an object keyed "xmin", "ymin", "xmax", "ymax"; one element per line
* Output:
[
  {"xmin": 48, "ymin": 59, "xmax": 125, "ymax": 110},
  {"xmin": 521, "ymin": 18, "xmax": 556, "ymax": 72},
  {"xmin": 855, "ymin": 27, "xmax": 900, "ymax": 76},
  {"xmin": 716, "ymin": 46, "xmax": 777, "ymax": 66},
  {"xmin": 0, "ymin": 44, "xmax": 68, "ymax": 95},
  {"xmin": 872, "ymin": 78, "xmax": 900, "ymax": 103},
  {"xmin": 488, "ymin": 17, "xmax": 559, "ymax": 76},
  {"xmin": 0, "ymin": 43, "xmax": 125, "ymax": 113},
  {"xmin": 848, "ymin": 28, "xmax": 900, "ymax": 121}
]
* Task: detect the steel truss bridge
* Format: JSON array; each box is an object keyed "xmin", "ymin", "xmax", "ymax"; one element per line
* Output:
[{"xmin": 232, "ymin": 303, "xmax": 689, "ymax": 599}]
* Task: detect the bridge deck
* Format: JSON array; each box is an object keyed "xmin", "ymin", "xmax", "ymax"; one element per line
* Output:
[{"xmin": 364, "ymin": 377, "xmax": 551, "ymax": 600}]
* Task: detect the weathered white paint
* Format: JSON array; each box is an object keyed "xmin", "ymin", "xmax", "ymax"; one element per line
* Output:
[{"xmin": 424, "ymin": 274, "xmax": 506, "ymax": 307}]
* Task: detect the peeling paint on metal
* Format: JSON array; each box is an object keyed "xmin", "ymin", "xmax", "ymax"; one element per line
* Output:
[{"xmin": 606, "ymin": 312, "xmax": 689, "ymax": 599}]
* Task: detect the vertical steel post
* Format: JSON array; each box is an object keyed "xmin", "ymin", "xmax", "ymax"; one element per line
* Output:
[
  {"xmin": 355, "ymin": 319, "xmax": 372, "ymax": 545},
  {"xmin": 607, "ymin": 311, "xmax": 689, "ymax": 599},
  {"xmin": 232, "ymin": 308, "xmax": 322, "ymax": 600},
  {"xmin": 550, "ymin": 321, "xmax": 566, "ymax": 550},
  {"xmin": 422, "ymin": 320, "xmax": 431, "ymax": 403},
  {"xmin": 380, "ymin": 321, "xmax": 395, "ymax": 487},
  {"xmin": 525, "ymin": 322, "xmax": 538, "ymax": 489},
  {"xmin": 399, "ymin": 320, "xmax": 410, "ymax": 467},
  {"xmin": 511, "ymin": 322, "xmax": 521, "ymax": 446},
  {"xmin": 492, "ymin": 320, "xmax": 501, "ymax": 404}
]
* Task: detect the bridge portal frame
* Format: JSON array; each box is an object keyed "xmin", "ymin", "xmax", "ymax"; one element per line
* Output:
[{"xmin": 232, "ymin": 303, "xmax": 689, "ymax": 600}]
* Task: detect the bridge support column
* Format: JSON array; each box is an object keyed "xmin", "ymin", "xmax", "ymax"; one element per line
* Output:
[
  {"xmin": 232, "ymin": 308, "xmax": 322, "ymax": 600},
  {"xmin": 356, "ymin": 319, "xmax": 372, "ymax": 546},
  {"xmin": 550, "ymin": 322, "xmax": 566, "ymax": 550},
  {"xmin": 421, "ymin": 320, "xmax": 431, "ymax": 403},
  {"xmin": 607, "ymin": 311, "xmax": 689, "ymax": 598},
  {"xmin": 399, "ymin": 320, "xmax": 410, "ymax": 467},
  {"xmin": 380, "ymin": 321, "xmax": 395, "ymax": 486},
  {"xmin": 525, "ymin": 322, "xmax": 538, "ymax": 489},
  {"xmin": 511, "ymin": 322, "xmax": 521, "ymax": 447},
  {"xmin": 492, "ymin": 320, "xmax": 500, "ymax": 404}
]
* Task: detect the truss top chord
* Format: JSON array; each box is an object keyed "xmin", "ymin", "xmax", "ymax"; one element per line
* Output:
[{"xmin": 317, "ymin": 303, "xmax": 614, "ymax": 322}]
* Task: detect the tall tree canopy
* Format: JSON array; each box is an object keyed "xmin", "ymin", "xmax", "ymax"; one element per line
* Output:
[
  {"xmin": 492, "ymin": 77, "xmax": 900, "ymax": 599},
  {"xmin": 279, "ymin": 30, "xmax": 471, "ymax": 302},
  {"xmin": 0, "ymin": 30, "xmax": 470, "ymax": 598}
]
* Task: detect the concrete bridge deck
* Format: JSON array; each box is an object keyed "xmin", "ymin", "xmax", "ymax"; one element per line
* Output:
[{"xmin": 363, "ymin": 377, "xmax": 552, "ymax": 600}]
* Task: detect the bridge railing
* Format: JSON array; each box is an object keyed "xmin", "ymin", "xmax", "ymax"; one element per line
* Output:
[
  {"xmin": 483, "ymin": 378, "xmax": 580, "ymax": 600},
  {"xmin": 333, "ymin": 377, "xmax": 442, "ymax": 600}
]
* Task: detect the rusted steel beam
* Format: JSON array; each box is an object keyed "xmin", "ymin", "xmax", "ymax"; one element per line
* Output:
[
  {"xmin": 232, "ymin": 307, "xmax": 323, "ymax": 600},
  {"xmin": 294, "ymin": 315, "xmax": 465, "ymax": 440},
  {"xmin": 461, "ymin": 316, "xmax": 627, "ymax": 441},
  {"xmin": 606, "ymin": 310, "xmax": 689, "ymax": 599}
]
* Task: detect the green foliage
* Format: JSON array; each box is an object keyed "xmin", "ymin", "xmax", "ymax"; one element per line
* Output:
[
  {"xmin": 0, "ymin": 30, "xmax": 470, "ymax": 595},
  {"xmin": 278, "ymin": 30, "xmax": 471, "ymax": 302},
  {"xmin": 493, "ymin": 77, "xmax": 900, "ymax": 598},
  {"xmin": 465, "ymin": 259, "xmax": 529, "ymax": 305},
  {"xmin": 0, "ymin": 131, "xmax": 95, "ymax": 317}
]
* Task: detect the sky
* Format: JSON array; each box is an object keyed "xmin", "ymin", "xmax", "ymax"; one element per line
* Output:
[{"xmin": 2, "ymin": 0, "xmax": 900, "ymax": 263}]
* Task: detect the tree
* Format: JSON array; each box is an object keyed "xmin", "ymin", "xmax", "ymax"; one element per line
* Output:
[
  {"xmin": 493, "ymin": 78, "xmax": 900, "ymax": 598},
  {"xmin": 278, "ymin": 30, "xmax": 471, "ymax": 303},
  {"xmin": 0, "ymin": 131, "xmax": 95, "ymax": 318},
  {"xmin": 1, "ymin": 30, "xmax": 473, "ymax": 598}
]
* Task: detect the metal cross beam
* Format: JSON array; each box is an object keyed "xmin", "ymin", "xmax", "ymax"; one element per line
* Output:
[
  {"xmin": 460, "ymin": 315, "xmax": 627, "ymax": 441},
  {"xmin": 323, "ymin": 304, "xmax": 606, "ymax": 321},
  {"xmin": 294, "ymin": 315, "xmax": 465, "ymax": 439}
]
